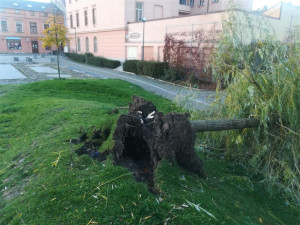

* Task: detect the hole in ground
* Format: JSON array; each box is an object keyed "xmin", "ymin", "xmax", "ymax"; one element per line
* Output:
[{"xmin": 117, "ymin": 134, "xmax": 155, "ymax": 191}]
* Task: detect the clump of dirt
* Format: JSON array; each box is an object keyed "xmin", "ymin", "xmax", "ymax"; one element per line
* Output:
[
  {"xmin": 112, "ymin": 96, "xmax": 205, "ymax": 192},
  {"xmin": 70, "ymin": 127, "xmax": 111, "ymax": 161}
]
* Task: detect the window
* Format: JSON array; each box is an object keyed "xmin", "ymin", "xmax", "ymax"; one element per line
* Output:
[
  {"xmin": 84, "ymin": 10, "xmax": 88, "ymax": 26},
  {"xmin": 212, "ymin": 0, "xmax": 219, "ymax": 3},
  {"xmin": 86, "ymin": 37, "xmax": 89, "ymax": 52},
  {"xmin": 136, "ymin": 2, "xmax": 143, "ymax": 21},
  {"xmin": 179, "ymin": 0, "xmax": 187, "ymax": 5},
  {"xmin": 44, "ymin": 12, "xmax": 48, "ymax": 17},
  {"xmin": 94, "ymin": 37, "xmax": 97, "ymax": 53},
  {"xmin": 70, "ymin": 14, "xmax": 73, "ymax": 28},
  {"xmin": 76, "ymin": 12, "xmax": 79, "ymax": 27},
  {"xmin": 199, "ymin": 0, "xmax": 204, "ymax": 6},
  {"xmin": 16, "ymin": 22, "xmax": 23, "ymax": 33},
  {"xmin": 7, "ymin": 39, "xmax": 22, "ymax": 50},
  {"xmin": 92, "ymin": 8, "xmax": 96, "ymax": 25},
  {"xmin": 30, "ymin": 11, "xmax": 35, "ymax": 16},
  {"xmin": 0, "ymin": 8, "xmax": 5, "ymax": 12},
  {"xmin": 44, "ymin": 24, "xmax": 49, "ymax": 30},
  {"xmin": 45, "ymin": 46, "xmax": 51, "ymax": 50},
  {"xmin": 1, "ymin": 20, "xmax": 8, "ymax": 32},
  {"xmin": 30, "ymin": 22, "xmax": 37, "ymax": 33},
  {"xmin": 190, "ymin": 0, "xmax": 194, "ymax": 7},
  {"xmin": 15, "ymin": 10, "xmax": 20, "ymax": 14},
  {"xmin": 78, "ymin": 38, "xmax": 81, "ymax": 52}
]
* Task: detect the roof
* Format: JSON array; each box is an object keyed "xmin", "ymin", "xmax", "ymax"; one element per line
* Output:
[{"xmin": 0, "ymin": 0, "xmax": 62, "ymax": 13}]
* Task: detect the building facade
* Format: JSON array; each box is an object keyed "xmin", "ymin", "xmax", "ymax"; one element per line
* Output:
[
  {"xmin": 66, "ymin": 0, "xmax": 252, "ymax": 60},
  {"xmin": 0, "ymin": 0, "xmax": 62, "ymax": 54}
]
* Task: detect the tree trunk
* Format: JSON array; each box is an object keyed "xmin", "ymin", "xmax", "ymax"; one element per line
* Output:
[
  {"xmin": 56, "ymin": 47, "xmax": 61, "ymax": 79},
  {"xmin": 190, "ymin": 118, "xmax": 260, "ymax": 132}
]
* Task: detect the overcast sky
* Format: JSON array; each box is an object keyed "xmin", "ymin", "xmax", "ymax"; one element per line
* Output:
[{"xmin": 28, "ymin": 0, "xmax": 300, "ymax": 10}]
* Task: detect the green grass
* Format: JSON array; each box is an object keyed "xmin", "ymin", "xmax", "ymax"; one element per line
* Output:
[{"xmin": 0, "ymin": 79, "xmax": 299, "ymax": 225}]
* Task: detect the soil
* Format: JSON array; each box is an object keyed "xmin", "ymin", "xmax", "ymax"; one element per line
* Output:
[{"xmin": 72, "ymin": 96, "xmax": 205, "ymax": 192}]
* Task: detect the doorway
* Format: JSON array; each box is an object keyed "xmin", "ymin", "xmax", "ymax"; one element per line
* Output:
[{"xmin": 32, "ymin": 41, "xmax": 39, "ymax": 53}]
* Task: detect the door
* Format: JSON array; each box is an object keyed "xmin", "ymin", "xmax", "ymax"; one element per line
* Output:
[
  {"xmin": 144, "ymin": 46, "xmax": 154, "ymax": 61},
  {"xmin": 32, "ymin": 41, "xmax": 39, "ymax": 53},
  {"xmin": 127, "ymin": 46, "xmax": 137, "ymax": 60}
]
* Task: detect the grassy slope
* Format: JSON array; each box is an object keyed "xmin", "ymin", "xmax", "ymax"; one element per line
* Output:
[{"xmin": 0, "ymin": 79, "xmax": 298, "ymax": 225}]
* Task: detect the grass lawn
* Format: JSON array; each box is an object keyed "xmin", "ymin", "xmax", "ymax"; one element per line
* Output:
[{"xmin": 0, "ymin": 79, "xmax": 299, "ymax": 225}]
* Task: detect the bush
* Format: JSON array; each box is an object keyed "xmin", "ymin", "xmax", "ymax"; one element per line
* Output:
[
  {"xmin": 65, "ymin": 53, "xmax": 85, "ymax": 63},
  {"xmin": 123, "ymin": 60, "xmax": 167, "ymax": 79},
  {"xmin": 66, "ymin": 53, "xmax": 121, "ymax": 69},
  {"xmin": 123, "ymin": 60, "xmax": 139, "ymax": 74}
]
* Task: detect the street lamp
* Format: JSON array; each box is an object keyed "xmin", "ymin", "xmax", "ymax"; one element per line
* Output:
[
  {"xmin": 72, "ymin": 27, "xmax": 77, "ymax": 54},
  {"xmin": 142, "ymin": 17, "xmax": 146, "ymax": 61}
]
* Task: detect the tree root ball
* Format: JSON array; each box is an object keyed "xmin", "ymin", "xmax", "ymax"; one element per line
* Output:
[{"xmin": 112, "ymin": 96, "xmax": 205, "ymax": 188}]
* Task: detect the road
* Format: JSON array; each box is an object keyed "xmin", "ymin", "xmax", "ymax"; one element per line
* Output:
[{"xmin": 60, "ymin": 57, "xmax": 215, "ymax": 110}]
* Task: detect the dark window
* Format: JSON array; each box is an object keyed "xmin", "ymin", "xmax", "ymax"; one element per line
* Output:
[
  {"xmin": 15, "ymin": 10, "xmax": 20, "ymax": 14},
  {"xmin": 76, "ymin": 12, "xmax": 79, "ymax": 27},
  {"xmin": 84, "ymin": 10, "xmax": 88, "ymax": 26},
  {"xmin": 44, "ymin": 12, "xmax": 48, "ymax": 17},
  {"xmin": 94, "ymin": 37, "xmax": 97, "ymax": 52},
  {"xmin": 30, "ymin": 11, "xmax": 35, "ymax": 16},
  {"xmin": 46, "ymin": 46, "xmax": 51, "ymax": 50},
  {"xmin": 7, "ymin": 39, "xmax": 22, "ymax": 50},
  {"xmin": 136, "ymin": 2, "xmax": 143, "ymax": 21},
  {"xmin": 199, "ymin": 0, "xmax": 204, "ymax": 6},
  {"xmin": 30, "ymin": 22, "xmax": 37, "ymax": 33},
  {"xmin": 212, "ymin": 0, "xmax": 219, "ymax": 3},
  {"xmin": 16, "ymin": 22, "xmax": 23, "ymax": 33},
  {"xmin": 86, "ymin": 37, "xmax": 89, "ymax": 52},
  {"xmin": 1, "ymin": 20, "xmax": 8, "ymax": 32},
  {"xmin": 44, "ymin": 24, "xmax": 49, "ymax": 30},
  {"xmin": 78, "ymin": 38, "xmax": 81, "ymax": 52},
  {"xmin": 92, "ymin": 8, "xmax": 96, "ymax": 25},
  {"xmin": 179, "ymin": 0, "xmax": 187, "ymax": 5},
  {"xmin": 70, "ymin": 14, "xmax": 73, "ymax": 28}
]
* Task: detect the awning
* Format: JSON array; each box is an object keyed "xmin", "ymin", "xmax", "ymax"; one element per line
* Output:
[{"xmin": 6, "ymin": 37, "xmax": 21, "ymax": 40}]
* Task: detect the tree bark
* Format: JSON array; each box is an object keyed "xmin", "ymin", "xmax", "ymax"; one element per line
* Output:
[{"xmin": 190, "ymin": 118, "xmax": 260, "ymax": 132}]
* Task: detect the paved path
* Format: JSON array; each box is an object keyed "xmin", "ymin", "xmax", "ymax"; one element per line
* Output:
[
  {"xmin": 60, "ymin": 57, "xmax": 215, "ymax": 109},
  {"xmin": 0, "ymin": 64, "xmax": 26, "ymax": 79}
]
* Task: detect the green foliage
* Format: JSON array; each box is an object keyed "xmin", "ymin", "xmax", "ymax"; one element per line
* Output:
[
  {"xmin": 66, "ymin": 53, "xmax": 121, "ymax": 69},
  {"xmin": 123, "ymin": 60, "xmax": 139, "ymax": 74},
  {"xmin": 65, "ymin": 53, "xmax": 85, "ymax": 63},
  {"xmin": 0, "ymin": 80, "xmax": 299, "ymax": 224},
  {"xmin": 123, "ymin": 60, "xmax": 167, "ymax": 79},
  {"xmin": 203, "ymin": 8, "xmax": 300, "ymax": 206}
]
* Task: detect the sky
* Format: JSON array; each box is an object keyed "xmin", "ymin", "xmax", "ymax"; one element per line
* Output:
[{"xmin": 27, "ymin": 0, "xmax": 300, "ymax": 10}]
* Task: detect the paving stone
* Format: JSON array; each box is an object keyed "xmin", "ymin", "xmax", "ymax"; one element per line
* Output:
[{"xmin": 0, "ymin": 64, "xmax": 26, "ymax": 79}]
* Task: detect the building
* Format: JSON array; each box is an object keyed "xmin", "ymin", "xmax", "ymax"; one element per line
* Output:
[
  {"xmin": 66, "ymin": 0, "xmax": 252, "ymax": 60},
  {"xmin": 0, "ymin": 0, "xmax": 63, "ymax": 54}
]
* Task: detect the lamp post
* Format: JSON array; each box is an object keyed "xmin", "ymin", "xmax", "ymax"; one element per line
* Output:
[
  {"xmin": 72, "ymin": 27, "xmax": 77, "ymax": 54},
  {"xmin": 142, "ymin": 17, "xmax": 146, "ymax": 61}
]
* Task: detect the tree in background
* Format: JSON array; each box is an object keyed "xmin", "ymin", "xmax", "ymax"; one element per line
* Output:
[{"xmin": 40, "ymin": 15, "xmax": 69, "ymax": 79}]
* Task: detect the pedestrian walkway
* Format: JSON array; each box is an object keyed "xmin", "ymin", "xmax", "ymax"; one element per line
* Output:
[{"xmin": 0, "ymin": 64, "xmax": 26, "ymax": 79}]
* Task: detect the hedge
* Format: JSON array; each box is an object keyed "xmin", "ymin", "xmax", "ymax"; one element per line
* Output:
[
  {"xmin": 123, "ymin": 60, "xmax": 167, "ymax": 79},
  {"xmin": 65, "ymin": 53, "xmax": 121, "ymax": 69}
]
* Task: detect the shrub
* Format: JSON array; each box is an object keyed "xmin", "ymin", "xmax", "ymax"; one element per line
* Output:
[
  {"xmin": 66, "ymin": 53, "xmax": 121, "ymax": 69},
  {"xmin": 65, "ymin": 53, "xmax": 85, "ymax": 63},
  {"xmin": 124, "ymin": 60, "xmax": 167, "ymax": 79},
  {"xmin": 123, "ymin": 60, "xmax": 139, "ymax": 74}
]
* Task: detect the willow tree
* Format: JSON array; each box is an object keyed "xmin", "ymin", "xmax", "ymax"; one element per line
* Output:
[{"xmin": 41, "ymin": 15, "xmax": 69, "ymax": 79}]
